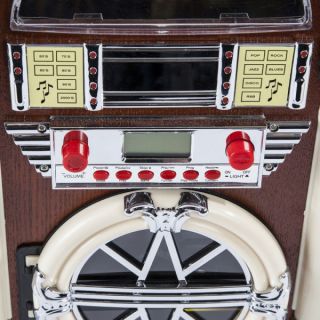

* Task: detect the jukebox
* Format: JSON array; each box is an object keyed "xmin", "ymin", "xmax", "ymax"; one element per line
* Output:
[{"xmin": 0, "ymin": 0, "xmax": 319, "ymax": 319}]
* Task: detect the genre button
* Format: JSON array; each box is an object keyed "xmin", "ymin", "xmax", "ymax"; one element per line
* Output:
[
  {"xmin": 242, "ymin": 78, "xmax": 262, "ymax": 89},
  {"xmin": 241, "ymin": 92, "xmax": 261, "ymax": 102},
  {"xmin": 57, "ymin": 65, "xmax": 76, "ymax": 76},
  {"xmin": 266, "ymin": 64, "xmax": 286, "ymax": 75},
  {"xmin": 56, "ymin": 51, "xmax": 76, "ymax": 62},
  {"xmin": 57, "ymin": 79, "xmax": 76, "ymax": 90},
  {"xmin": 34, "ymin": 65, "xmax": 54, "ymax": 76},
  {"xmin": 244, "ymin": 64, "xmax": 264, "ymax": 75},
  {"xmin": 34, "ymin": 51, "xmax": 54, "ymax": 62},
  {"xmin": 267, "ymin": 50, "xmax": 287, "ymax": 61},
  {"xmin": 245, "ymin": 50, "xmax": 265, "ymax": 61}
]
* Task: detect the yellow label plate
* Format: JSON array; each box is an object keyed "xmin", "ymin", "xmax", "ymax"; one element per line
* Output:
[
  {"xmin": 234, "ymin": 46, "xmax": 295, "ymax": 107},
  {"xmin": 27, "ymin": 46, "xmax": 84, "ymax": 108}
]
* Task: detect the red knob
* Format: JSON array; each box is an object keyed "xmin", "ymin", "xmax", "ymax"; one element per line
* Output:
[
  {"xmin": 226, "ymin": 131, "xmax": 254, "ymax": 170},
  {"xmin": 62, "ymin": 131, "xmax": 89, "ymax": 173}
]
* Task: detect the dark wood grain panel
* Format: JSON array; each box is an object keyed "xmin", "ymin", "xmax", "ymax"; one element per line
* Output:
[{"xmin": 0, "ymin": 0, "xmax": 320, "ymax": 319}]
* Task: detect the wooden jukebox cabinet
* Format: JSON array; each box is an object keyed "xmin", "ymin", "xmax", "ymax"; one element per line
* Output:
[{"xmin": 1, "ymin": 0, "xmax": 320, "ymax": 320}]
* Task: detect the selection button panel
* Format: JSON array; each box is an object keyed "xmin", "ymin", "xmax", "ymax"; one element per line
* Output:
[
  {"xmin": 235, "ymin": 45, "xmax": 295, "ymax": 107},
  {"xmin": 27, "ymin": 46, "xmax": 84, "ymax": 108}
]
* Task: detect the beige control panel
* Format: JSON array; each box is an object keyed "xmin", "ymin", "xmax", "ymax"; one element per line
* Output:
[
  {"xmin": 234, "ymin": 46, "xmax": 295, "ymax": 107},
  {"xmin": 26, "ymin": 46, "xmax": 84, "ymax": 108}
]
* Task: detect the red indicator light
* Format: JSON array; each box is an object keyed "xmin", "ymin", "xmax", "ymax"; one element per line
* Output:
[
  {"xmin": 90, "ymin": 98, "xmax": 98, "ymax": 106},
  {"xmin": 298, "ymin": 66, "xmax": 306, "ymax": 74},
  {"xmin": 89, "ymin": 51, "xmax": 97, "ymax": 60},
  {"xmin": 14, "ymin": 67, "xmax": 22, "ymax": 75},
  {"xmin": 300, "ymin": 50, "xmax": 309, "ymax": 59},
  {"xmin": 90, "ymin": 82, "xmax": 98, "ymax": 91},
  {"xmin": 89, "ymin": 67, "xmax": 97, "ymax": 75},
  {"xmin": 224, "ymin": 66, "xmax": 232, "ymax": 75},
  {"xmin": 223, "ymin": 82, "xmax": 231, "ymax": 90},
  {"xmin": 225, "ymin": 51, "xmax": 233, "ymax": 59},
  {"xmin": 13, "ymin": 52, "xmax": 21, "ymax": 60},
  {"xmin": 221, "ymin": 96, "xmax": 229, "ymax": 105}
]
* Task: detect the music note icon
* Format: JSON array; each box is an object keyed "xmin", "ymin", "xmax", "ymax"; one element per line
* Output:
[
  {"xmin": 36, "ymin": 80, "xmax": 53, "ymax": 104},
  {"xmin": 266, "ymin": 79, "xmax": 282, "ymax": 102}
]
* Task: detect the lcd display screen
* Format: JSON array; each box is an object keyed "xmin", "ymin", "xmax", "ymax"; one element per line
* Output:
[
  {"xmin": 123, "ymin": 132, "xmax": 192, "ymax": 159},
  {"xmin": 104, "ymin": 61, "xmax": 217, "ymax": 92}
]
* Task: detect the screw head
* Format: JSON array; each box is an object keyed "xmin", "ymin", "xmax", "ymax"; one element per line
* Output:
[
  {"xmin": 40, "ymin": 165, "xmax": 50, "ymax": 173},
  {"xmin": 37, "ymin": 124, "xmax": 47, "ymax": 133},
  {"xmin": 269, "ymin": 123, "xmax": 279, "ymax": 132},
  {"xmin": 264, "ymin": 163, "xmax": 275, "ymax": 172}
]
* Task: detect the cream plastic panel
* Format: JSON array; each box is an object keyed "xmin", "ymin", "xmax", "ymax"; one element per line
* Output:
[
  {"xmin": 37, "ymin": 190, "xmax": 287, "ymax": 320},
  {"xmin": 293, "ymin": 111, "xmax": 320, "ymax": 319},
  {"xmin": 0, "ymin": 165, "xmax": 12, "ymax": 320}
]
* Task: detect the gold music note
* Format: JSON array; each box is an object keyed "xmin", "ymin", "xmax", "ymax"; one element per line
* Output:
[
  {"xmin": 265, "ymin": 79, "xmax": 283, "ymax": 102},
  {"xmin": 36, "ymin": 80, "xmax": 53, "ymax": 104}
]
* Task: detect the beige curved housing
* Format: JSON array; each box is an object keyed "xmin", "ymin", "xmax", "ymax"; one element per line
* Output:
[
  {"xmin": 36, "ymin": 190, "xmax": 287, "ymax": 320},
  {"xmin": 293, "ymin": 111, "xmax": 320, "ymax": 319},
  {"xmin": 0, "ymin": 166, "xmax": 12, "ymax": 320}
]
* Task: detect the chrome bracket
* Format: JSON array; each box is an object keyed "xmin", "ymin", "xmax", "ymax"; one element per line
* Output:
[
  {"xmin": 124, "ymin": 192, "xmax": 208, "ymax": 233},
  {"xmin": 32, "ymin": 270, "xmax": 290, "ymax": 320},
  {"xmin": 250, "ymin": 272, "xmax": 290, "ymax": 320},
  {"xmin": 32, "ymin": 270, "xmax": 72, "ymax": 320}
]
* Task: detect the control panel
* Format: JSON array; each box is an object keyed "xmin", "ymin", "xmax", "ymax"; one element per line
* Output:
[
  {"xmin": 8, "ymin": 43, "xmax": 312, "ymax": 111},
  {"xmin": 5, "ymin": 117, "xmax": 310, "ymax": 189}
]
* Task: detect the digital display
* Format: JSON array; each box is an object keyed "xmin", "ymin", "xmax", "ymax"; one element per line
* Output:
[
  {"xmin": 104, "ymin": 61, "xmax": 217, "ymax": 92},
  {"xmin": 124, "ymin": 132, "xmax": 191, "ymax": 160}
]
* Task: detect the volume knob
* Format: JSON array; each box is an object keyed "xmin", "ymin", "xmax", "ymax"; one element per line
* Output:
[
  {"xmin": 226, "ymin": 131, "xmax": 254, "ymax": 170},
  {"xmin": 62, "ymin": 131, "xmax": 89, "ymax": 173}
]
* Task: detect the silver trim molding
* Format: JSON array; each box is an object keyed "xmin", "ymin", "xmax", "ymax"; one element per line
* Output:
[
  {"xmin": 7, "ymin": 44, "xmax": 30, "ymax": 111},
  {"xmin": 288, "ymin": 43, "xmax": 313, "ymax": 110}
]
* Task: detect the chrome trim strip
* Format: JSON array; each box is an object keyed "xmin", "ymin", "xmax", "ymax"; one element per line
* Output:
[
  {"xmin": 288, "ymin": 43, "xmax": 313, "ymax": 110},
  {"xmin": 7, "ymin": 44, "xmax": 30, "ymax": 111}
]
